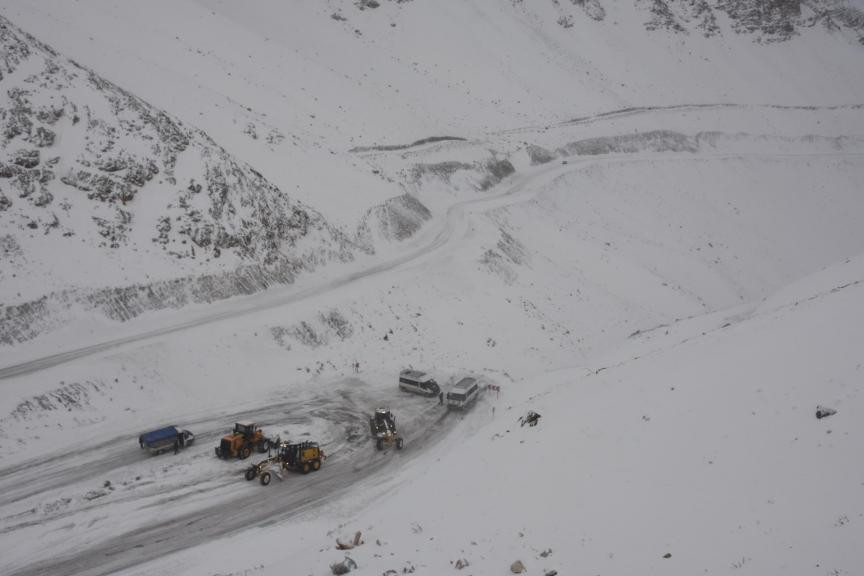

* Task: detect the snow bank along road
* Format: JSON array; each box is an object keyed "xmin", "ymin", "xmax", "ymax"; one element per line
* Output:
[{"xmin": 0, "ymin": 380, "xmax": 481, "ymax": 576}]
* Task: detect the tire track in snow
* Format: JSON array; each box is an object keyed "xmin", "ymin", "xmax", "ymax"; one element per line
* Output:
[{"xmin": 0, "ymin": 383, "xmax": 462, "ymax": 576}]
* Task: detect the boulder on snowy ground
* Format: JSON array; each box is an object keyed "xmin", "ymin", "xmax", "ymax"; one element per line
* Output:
[
  {"xmin": 510, "ymin": 560, "xmax": 526, "ymax": 573},
  {"xmin": 816, "ymin": 406, "xmax": 837, "ymax": 419},
  {"xmin": 330, "ymin": 556, "xmax": 357, "ymax": 575},
  {"xmin": 336, "ymin": 531, "xmax": 364, "ymax": 550},
  {"xmin": 454, "ymin": 558, "xmax": 469, "ymax": 569},
  {"xmin": 519, "ymin": 411, "xmax": 541, "ymax": 427}
]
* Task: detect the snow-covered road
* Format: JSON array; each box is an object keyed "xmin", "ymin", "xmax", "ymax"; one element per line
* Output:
[{"xmin": 0, "ymin": 379, "xmax": 473, "ymax": 576}]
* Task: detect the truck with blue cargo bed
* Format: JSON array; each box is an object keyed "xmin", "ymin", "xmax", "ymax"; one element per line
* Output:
[{"xmin": 138, "ymin": 426, "xmax": 195, "ymax": 455}]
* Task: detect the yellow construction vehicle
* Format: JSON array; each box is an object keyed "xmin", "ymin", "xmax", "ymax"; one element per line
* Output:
[
  {"xmin": 215, "ymin": 421, "xmax": 274, "ymax": 460},
  {"xmin": 244, "ymin": 441, "xmax": 324, "ymax": 486}
]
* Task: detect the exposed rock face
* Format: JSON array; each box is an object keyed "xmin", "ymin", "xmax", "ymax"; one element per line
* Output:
[
  {"xmin": 716, "ymin": 0, "xmax": 801, "ymax": 41},
  {"xmin": 640, "ymin": 0, "xmax": 721, "ymax": 36},
  {"xmin": 526, "ymin": 145, "xmax": 556, "ymax": 166},
  {"xmin": 357, "ymin": 193, "xmax": 432, "ymax": 246},
  {"xmin": 478, "ymin": 159, "xmax": 516, "ymax": 191},
  {"xmin": 572, "ymin": 0, "xmax": 607, "ymax": 21},
  {"xmin": 409, "ymin": 157, "xmax": 515, "ymax": 191},
  {"xmin": 557, "ymin": 130, "xmax": 700, "ymax": 156},
  {"xmin": 0, "ymin": 16, "xmax": 355, "ymax": 263},
  {"xmin": 643, "ymin": 0, "xmax": 688, "ymax": 33},
  {"xmin": 511, "ymin": 0, "xmax": 864, "ymax": 42},
  {"xmin": 643, "ymin": 0, "xmax": 864, "ymax": 42}
]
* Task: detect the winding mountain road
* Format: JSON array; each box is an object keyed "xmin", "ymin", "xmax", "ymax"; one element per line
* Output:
[
  {"xmin": 2, "ymin": 111, "xmax": 863, "ymax": 575},
  {"xmin": 2, "ymin": 99, "xmax": 862, "ymax": 381},
  {"xmin": 0, "ymin": 160, "xmax": 573, "ymax": 382},
  {"xmin": 3, "ymin": 145, "xmax": 864, "ymax": 382}
]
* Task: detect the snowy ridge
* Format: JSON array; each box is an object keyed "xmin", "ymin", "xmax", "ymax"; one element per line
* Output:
[
  {"xmin": 0, "ymin": 11, "xmax": 539, "ymax": 348},
  {"xmin": 0, "ymin": 2, "xmax": 862, "ymax": 576},
  {"xmin": 0, "ymin": 15, "xmax": 370, "ymax": 345}
]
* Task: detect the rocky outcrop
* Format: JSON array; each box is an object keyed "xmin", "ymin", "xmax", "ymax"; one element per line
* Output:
[
  {"xmin": 571, "ymin": 0, "xmax": 607, "ymax": 21},
  {"xmin": 409, "ymin": 157, "xmax": 515, "ymax": 191},
  {"xmin": 557, "ymin": 130, "xmax": 699, "ymax": 156},
  {"xmin": 643, "ymin": 0, "xmax": 688, "ymax": 33},
  {"xmin": 0, "ymin": 14, "xmax": 360, "ymax": 263},
  {"xmin": 356, "ymin": 193, "xmax": 432, "ymax": 246},
  {"xmin": 515, "ymin": 0, "xmax": 864, "ymax": 42},
  {"xmin": 653, "ymin": 0, "xmax": 864, "ymax": 42},
  {"xmin": 526, "ymin": 145, "xmax": 556, "ymax": 165},
  {"xmin": 641, "ymin": 0, "xmax": 721, "ymax": 36},
  {"xmin": 805, "ymin": 0, "xmax": 864, "ymax": 44},
  {"xmin": 0, "ymin": 258, "xmax": 356, "ymax": 345},
  {"xmin": 716, "ymin": 0, "xmax": 801, "ymax": 41},
  {"xmin": 0, "ymin": 15, "xmax": 364, "ymax": 345}
]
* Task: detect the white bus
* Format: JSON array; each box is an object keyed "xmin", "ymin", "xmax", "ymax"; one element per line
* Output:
[{"xmin": 446, "ymin": 377, "xmax": 480, "ymax": 409}]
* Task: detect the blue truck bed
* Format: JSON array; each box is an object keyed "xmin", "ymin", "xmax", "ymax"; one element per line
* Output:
[
  {"xmin": 139, "ymin": 426, "xmax": 194, "ymax": 454},
  {"xmin": 139, "ymin": 426, "xmax": 180, "ymax": 446}
]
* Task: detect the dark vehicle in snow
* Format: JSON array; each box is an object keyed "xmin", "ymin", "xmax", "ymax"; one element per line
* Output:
[
  {"xmin": 138, "ymin": 425, "xmax": 194, "ymax": 455},
  {"xmin": 398, "ymin": 369, "xmax": 440, "ymax": 397},
  {"xmin": 369, "ymin": 408, "xmax": 403, "ymax": 450}
]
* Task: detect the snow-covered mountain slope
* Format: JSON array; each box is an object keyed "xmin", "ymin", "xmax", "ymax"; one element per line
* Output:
[
  {"xmin": 0, "ymin": 3, "xmax": 863, "ymax": 576},
  {"xmin": 1, "ymin": 102, "xmax": 862, "ymax": 575},
  {"xmin": 2, "ymin": 0, "xmax": 863, "ymax": 202},
  {"xmin": 0, "ymin": 15, "xmax": 375, "ymax": 346},
  {"xmin": 1, "ymin": 0, "xmax": 863, "ymax": 352}
]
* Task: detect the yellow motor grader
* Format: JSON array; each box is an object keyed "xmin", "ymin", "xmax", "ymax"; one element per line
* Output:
[{"xmin": 244, "ymin": 441, "xmax": 324, "ymax": 486}]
